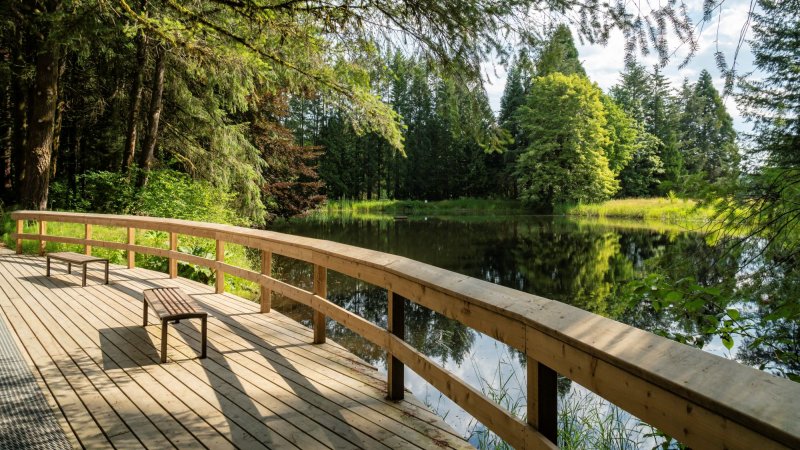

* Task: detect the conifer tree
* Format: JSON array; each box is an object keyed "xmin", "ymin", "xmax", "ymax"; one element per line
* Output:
[
  {"xmin": 536, "ymin": 25, "xmax": 586, "ymax": 77},
  {"xmin": 679, "ymin": 70, "xmax": 739, "ymax": 183}
]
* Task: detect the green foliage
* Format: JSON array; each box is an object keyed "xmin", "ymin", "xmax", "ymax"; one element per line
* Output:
[
  {"xmin": 316, "ymin": 53, "xmax": 506, "ymax": 201},
  {"xmin": 536, "ymin": 25, "xmax": 587, "ymax": 77},
  {"xmin": 515, "ymin": 73, "xmax": 622, "ymax": 208},
  {"xmin": 50, "ymin": 170, "xmax": 238, "ymax": 225},
  {"xmin": 560, "ymin": 198, "xmax": 713, "ymax": 225},
  {"xmin": 678, "ymin": 71, "xmax": 739, "ymax": 184}
]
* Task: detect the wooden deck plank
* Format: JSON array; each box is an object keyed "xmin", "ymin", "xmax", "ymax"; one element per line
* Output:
[
  {"xmin": 120, "ymin": 271, "xmax": 469, "ymax": 448},
  {"xmin": 6, "ymin": 255, "xmax": 275, "ymax": 450},
  {"xmin": 0, "ymin": 275, "xmax": 120, "ymax": 448},
  {"xmin": 95, "ymin": 270, "xmax": 428, "ymax": 449},
  {"xmin": 3, "ymin": 258, "xmax": 210, "ymax": 450},
  {"xmin": 162, "ymin": 277, "xmax": 468, "ymax": 446},
  {"xmin": 0, "ymin": 254, "xmax": 469, "ymax": 450},
  {"xmin": 71, "ymin": 269, "xmax": 383, "ymax": 449},
  {"xmin": 0, "ymin": 307, "xmax": 82, "ymax": 450}
]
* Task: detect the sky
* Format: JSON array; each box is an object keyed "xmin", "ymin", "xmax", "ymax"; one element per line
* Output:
[{"xmin": 484, "ymin": 0, "xmax": 757, "ymax": 134}]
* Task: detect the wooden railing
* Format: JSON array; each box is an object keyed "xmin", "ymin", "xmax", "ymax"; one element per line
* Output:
[{"xmin": 10, "ymin": 210, "xmax": 800, "ymax": 450}]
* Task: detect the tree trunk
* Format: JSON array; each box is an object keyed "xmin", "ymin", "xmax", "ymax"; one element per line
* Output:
[
  {"xmin": 9, "ymin": 45, "xmax": 29, "ymax": 204},
  {"xmin": 23, "ymin": 42, "xmax": 60, "ymax": 210},
  {"xmin": 137, "ymin": 43, "xmax": 166, "ymax": 188},
  {"xmin": 122, "ymin": 30, "xmax": 146, "ymax": 172},
  {"xmin": 49, "ymin": 57, "xmax": 66, "ymax": 180}
]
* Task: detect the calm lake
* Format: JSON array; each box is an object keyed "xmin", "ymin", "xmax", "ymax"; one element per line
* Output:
[{"xmin": 268, "ymin": 214, "xmax": 771, "ymax": 446}]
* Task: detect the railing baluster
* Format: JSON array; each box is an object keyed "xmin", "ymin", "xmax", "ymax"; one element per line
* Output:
[
  {"xmin": 312, "ymin": 264, "xmax": 326, "ymax": 344},
  {"xmin": 15, "ymin": 219, "xmax": 23, "ymax": 254},
  {"xmin": 38, "ymin": 221, "xmax": 47, "ymax": 255},
  {"xmin": 127, "ymin": 227, "xmax": 136, "ymax": 268},
  {"xmin": 169, "ymin": 232, "xmax": 177, "ymax": 278},
  {"xmin": 387, "ymin": 291, "xmax": 405, "ymax": 400},
  {"xmin": 85, "ymin": 224, "xmax": 92, "ymax": 255},
  {"xmin": 527, "ymin": 357, "xmax": 558, "ymax": 445},
  {"xmin": 260, "ymin": 251, "xmax": 272, "ymax": 313},
  {"xmin": 215, "ymin": 240, "xmax": 225, "ymax": 294}
]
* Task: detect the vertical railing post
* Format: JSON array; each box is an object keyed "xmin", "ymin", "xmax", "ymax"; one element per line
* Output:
[
  {"xmin": 38, "ymin": 221, "xmax": 47, "ymax": 255},
  {"xmin": 215, "ymin": 240, "xmax": 225, "ymax": 294},
  {"xmin": 15, "ymin": 219, "xmax": 23, "ymax": 254},
  {"xmin": 527, "ymin": 358, "xmax": 558, "ymax": 444},
  {"xmin": 312, "ymin": 264, "xmax": 326, "ymax": 344},
  {"xmin": 127, "ymin": 227, "xmax": 136, "ymax": 268},
  {"xmin": 168, "ymin": 232, "xmax": 177, "ymax": 278},
  {"xmin": 84, "ymin": 224, "xmax": 92, "ymax": 255},
  {"xmin": 260, "ymin": 251, "xmax": 272, "ymax": 313},
  {"xmin": 387, "ymin": 291, "xmax": 405, "ymax": 400}
]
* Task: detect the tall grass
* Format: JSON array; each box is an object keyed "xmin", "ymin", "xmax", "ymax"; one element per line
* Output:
[
  {"xmin": 462, "ymin": 347, "xmax": 648, "ymax": 449},
  {"xmin": 558, "ymin": 197, "xmax": 714, "ymax": 226},
  {"xmin": 1, "ymin": 215, "xmax": 261, "ymax": 301}
]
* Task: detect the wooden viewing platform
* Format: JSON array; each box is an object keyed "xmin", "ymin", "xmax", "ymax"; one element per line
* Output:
[
  {"xmin": 8, "ymin": 211, "xmax": 800, "ymax": 450},
  {"xmin": 0, "ymin": 252, "xmax": 469, "ymax": 449}
]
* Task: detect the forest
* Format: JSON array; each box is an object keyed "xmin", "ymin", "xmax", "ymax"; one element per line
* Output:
[{"xmin": 1, "ymin": 0, "xmax": 747, "ymax": 223}]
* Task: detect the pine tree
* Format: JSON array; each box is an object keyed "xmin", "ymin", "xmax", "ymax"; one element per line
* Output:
[
  {"xmin": 498, "ymin": 53, "xmax": 534, "ymax": 197},
  {"xmin": 648, "ymin": 66, "xmax": 683, "ymax": 192},
  {"xmin": 678, "ymin": 70, "xmax": 739, "ymax": 184},
  {"xmin": 536, "ymin": 25, "xmax": 586, "ymax": 77},
  {"xmin": 609, "ymin": 63, "xmax": 664, "ymax": 196}
]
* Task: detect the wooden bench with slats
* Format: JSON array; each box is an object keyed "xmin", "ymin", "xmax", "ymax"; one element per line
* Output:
[
  {"xmin": 142, "ymin": 287, "xmax": 208, "ymax": 363},
  {"xmin": 46, "ymin": 251, "xmax": 109, "ymax": 287}
]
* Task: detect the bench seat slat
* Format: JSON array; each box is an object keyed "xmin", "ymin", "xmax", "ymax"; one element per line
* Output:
[
  {"xmin": 46, "ymin": 252, "xmax": 106, "ymax": 264},
  {"xmin": 144, "ymin": 288, "xmax": 205, "ymax": 321}
]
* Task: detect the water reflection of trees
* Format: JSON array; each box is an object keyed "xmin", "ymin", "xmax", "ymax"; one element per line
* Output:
[
  {"xmin": 270, "ymin": 216, "xmax": 798, "ymax": 379},
  {"xmin": 271, "ymin": 254, "xmax": 475, "ymax": 365}
]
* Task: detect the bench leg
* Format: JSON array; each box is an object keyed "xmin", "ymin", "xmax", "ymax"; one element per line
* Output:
[
  {"xmin": 200, "ymin": 316, "xmax": 207, "ymax": 359},
  {"xmin": 105, "ymin": 261, "xmax": 109, "ymax": 284},
  {"xmin": 46, "ymin": 258, "xmax": 51, "ymax": 277},
  {"xmin": 161, "ymin": 319, "xmax": 168, "ymax": 363},
  {"xmin": 67, "ymin": 262, "xmax": 71, "ymax": 274},
  {"xmin": 143, "ymin": 301, "xmax": 148, "ymax": 327},
  {"xmin": 82, "ymin": 263, "xmax": 87, "ymax": 287}
]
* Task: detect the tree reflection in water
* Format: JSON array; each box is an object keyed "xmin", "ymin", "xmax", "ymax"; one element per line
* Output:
[{"xmin": 269, "ymin": 214, "xmax": 798, "ymax": 438}]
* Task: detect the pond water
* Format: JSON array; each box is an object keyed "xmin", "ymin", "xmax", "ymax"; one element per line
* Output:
[{"xmin": 267, "ymin": 214, "xmax": 783, "ymax": 447}]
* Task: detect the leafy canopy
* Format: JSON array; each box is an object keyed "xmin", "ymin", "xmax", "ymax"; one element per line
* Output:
[{"xmin": 515, "ymin": 73, "xmax": 627, "ymax": 207}]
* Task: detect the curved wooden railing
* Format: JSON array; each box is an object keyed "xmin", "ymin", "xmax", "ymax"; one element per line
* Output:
[{"xmin": 10, "ymin": 210, "xmax": 800, "ymax": 450}]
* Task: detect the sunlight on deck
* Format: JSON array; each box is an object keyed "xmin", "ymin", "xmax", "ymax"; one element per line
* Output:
[{"xmin": 0, "ymin": 251, "xmax": 469, "ymax": 449}]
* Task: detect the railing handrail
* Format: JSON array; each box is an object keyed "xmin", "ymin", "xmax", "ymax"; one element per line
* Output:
[{"xmin": 10, "ymin": 210, "xmax": 800, "ymax": 449}]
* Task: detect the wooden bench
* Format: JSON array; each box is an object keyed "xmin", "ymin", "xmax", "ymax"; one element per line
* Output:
[
  {"xmin": 46, "ymin": 252, "xmax": 109, "ymax": 287},
  {"xmin": 142, "ymin": 287, "xmax": 208, "ymax": 363}
]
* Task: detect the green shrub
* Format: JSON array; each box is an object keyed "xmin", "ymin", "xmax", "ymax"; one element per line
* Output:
[{"xmin": 49, "ymin": 169, "xmax": 240, "ymax": 225}]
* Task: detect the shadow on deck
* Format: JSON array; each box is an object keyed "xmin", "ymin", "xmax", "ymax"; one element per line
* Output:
[{"xmin": 0, "ymin": 252, "xmax": 469, "ymax": 449}]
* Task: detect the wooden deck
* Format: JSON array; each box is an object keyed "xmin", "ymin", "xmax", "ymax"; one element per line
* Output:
[{"xmin": 0, "ymin": 251, "xmax": 470, "ymax": 449}]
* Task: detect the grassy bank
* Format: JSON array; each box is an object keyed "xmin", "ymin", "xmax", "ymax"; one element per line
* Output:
[
  {"xmin": 321, "ymin": 198, "xmax": 528, "ymax": 215},
  {"xmin": 1, "ymin": 215, "xmax": 261, "ymax": 301},
  {"xmin": 557, "ymin": 197, "xmax": 714, "ymax": 225}
]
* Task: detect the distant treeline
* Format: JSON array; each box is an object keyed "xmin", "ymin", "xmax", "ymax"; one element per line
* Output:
[{"xmin": 301, "ymin": 25, "xmax": 739, "ymax": 210}]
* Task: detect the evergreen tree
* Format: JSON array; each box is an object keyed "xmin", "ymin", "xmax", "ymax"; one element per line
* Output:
[
  {"xmin": 678, "ymin": 70, "xmax": 739, "ymax": 184},
  {"xmin": 610, "ymin": 63, "xmax": 664, "ymax": 196},
  {"xmin": 498, "ymin": 53, "xmax": 534, "ymax": 197},
  {"xmin": 648, "ymin": 66, "xmax": 683, "ymax": 192},
  {"xmin": 536, "ymin": 25, "xmax": 586, "ymax": 77}
]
